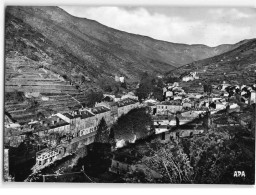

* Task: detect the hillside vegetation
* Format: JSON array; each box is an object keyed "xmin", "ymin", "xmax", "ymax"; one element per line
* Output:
[
  {"xmin": 6, "ymin": 6, "xmax": 238, "ymax": 83},
  {"xmin": 167, "ymin": 39, "xmax": 256, "ymax": 86}
]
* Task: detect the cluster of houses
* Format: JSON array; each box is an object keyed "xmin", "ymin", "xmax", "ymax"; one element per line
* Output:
[
  {"xmin": 5, "ymin": 75, "xmax": 256, "ymax": 178},
  {"xmin": 4, "ymin": 95, "xmax": 141, "ymax": 172},
  {"xmin": 108, "ymin": 80, "xmax": 256, "ymax": 177},
  {"xmin": 144, "ymin": 79, "xmax": 256, "ymax": 144},
  {"xmin": 162, "ymin": 82, "xmax": 186, "ymax": 101}
]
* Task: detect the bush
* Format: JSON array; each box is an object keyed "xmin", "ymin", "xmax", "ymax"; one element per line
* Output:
[
  {"xmin": 5, "ymin": 91, "xmax": 24, "ymax": 103},
  {"xmin": 85, "ymin": 90, "xmax": 104, "ymax": 107},
  {"xmin": 135, "ymin": 73, "xmax": 164, "ymax": 101}
]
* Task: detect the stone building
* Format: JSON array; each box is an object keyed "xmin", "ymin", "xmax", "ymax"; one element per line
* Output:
[
  {"xmin": 156, "ymin": 101, "xmax": 182, "ymax": 115},
  {"xmin": 116, "ymin": 98, "xmax": 140, "ymax": 118},
  {"xmin": 91, "ymin": 106, "xmax": 111, "ymax": 126}
]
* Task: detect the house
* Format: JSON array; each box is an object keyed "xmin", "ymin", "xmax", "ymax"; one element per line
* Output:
[
  {"xmin": 173, "ymin": 95, "xmax": 183, "ymax": 100},
  {"xmin": 156, "ymin": 101, "xmax": 182, "ymax": 115},
  {"xmin": 120, "ymin": 76, "xmax": 125, "ymax": 83},
  {"xmin": 57, "ymin": 108, "xmax": 110, "ymax": 154},
  {"xmin": 96, "ymin": 101, "xmax": 118, "ymax": 122},
  {"xmin": 114, "ymin": 95, "xmax": 122, "ymax": 102},
  {"xmin": 115, "ymin": 75, "xmax": 120, "ymax": 82},
  {"xmin": 121, "ymin": 92, "xmax": 138, "ymax": 100},
  {"xmin": 55, "ymin": 110, "xmax": 100, "ymax": 153},
  {"xmin": 116, "ymin": 98, "xmax": 140, "ymax": 118},
  {"xmin": 213, "ymin": 117, "xmax": 240, "ymax": 128},
  {"xmin": 109, "ymin": 148, "xmax": 162, "ymax": 180},
  {"xmin": 76, "ymin": 111, "xmax": 98, "ymax": 137},
  {"xmin": 114, "ymin": 75, "xmax": 125, "ymax": 83},
  {"xmin": 182, "ymin": 75, "xmax": 194, "ymax": 82},
  {"xmin": 90, "ymin": 106, "xmax": 111, "ymax": 126},
  {"xmin": 156, "ymin": 124, "xmax": 204, "ymax": 143},
  {"xmin": 145, "ymin": 102, "xmax": 157, "ymax": 115},
  {"xmin": 164, "ymin": 90, "xmax": 174, "ymax": 101},
  {"xmin": 182, "ymin": 102, "xmax": 192, "ymax": 108},
  {"xmin": 215, "ymin": 102, "xmax": 227, "ymax": 110},
  {"xmin": 58, "ymin": 110, "xmax": 96, "ymax": 137},
  {"xmin": 34, "ymin": 145, "xmax": 66, "ymax": 170},
  {"xmin": 109, "ymin": 153, "xmax": 137, "ymax": 174},
  {"xmin": 182, "ymin": 72, "xmax": 199, "ymax": 82},
  {"xmin": 174, "ymin": 124, "xmax": 204, "ymax": 138},
  {"xmin": 228, "ymin": 103, "xmax": 241, "ymax": 113},
  {"xmin": 250, "ymin": 91, "xmax": 256, "ymax": 104},
  {"xmin": 165, "ymin": 91, "xmax": 173, "ymax": 98},
  {"xmin": 13, "ymin": 116, "xmax": 69, "ymax": 160}
]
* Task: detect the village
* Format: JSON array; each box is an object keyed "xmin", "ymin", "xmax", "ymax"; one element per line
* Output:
[{"xmin": 4, "ymin": 71, "xmax": 256, "ymax": 182}]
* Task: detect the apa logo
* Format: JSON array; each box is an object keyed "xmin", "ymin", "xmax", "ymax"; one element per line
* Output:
[{"xmin": 233, "ymin": 171, "xmax": 246, "ymax": 177}]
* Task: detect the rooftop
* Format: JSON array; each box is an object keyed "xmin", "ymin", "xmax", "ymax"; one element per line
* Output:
[
  {"xmin": 80, "ymin": 110, "xmax": 95, "ymax": 119},
  {"xmin": 29, "ymin": 115, "xmax": 69, "ymax": 132},
  {"xmin": 116, "ymin": 98, "xmax": 139, "ymax": 108},
  {"xmin": 158, "ymin": 100, "xmax": 182, "ymax": 106},
  {"xmin": 91, "ymin": 106, "xmax": 110, "ymax": 114},
  {"xmin": 62, "ymin": 112, "xmax": 74, "ymax": 119}
]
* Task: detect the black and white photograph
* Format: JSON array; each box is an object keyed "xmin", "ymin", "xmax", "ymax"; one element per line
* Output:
[{"xmin": 2, "ymin": 0, "xmax": 256, "ymax": 185}]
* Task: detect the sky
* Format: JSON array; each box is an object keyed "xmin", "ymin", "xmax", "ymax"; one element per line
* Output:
[{"xmin": 60, "ymin": 6, "xmax": 256, "ymax": 47}]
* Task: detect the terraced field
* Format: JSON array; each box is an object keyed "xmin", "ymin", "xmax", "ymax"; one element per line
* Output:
[{"xmin": 4, "ymin": 55, "xmax": 89, "ymax": 123}]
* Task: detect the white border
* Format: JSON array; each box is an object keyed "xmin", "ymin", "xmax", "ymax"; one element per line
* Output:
[{"xmin": 0, "ymin": 0, "xmax": 256, "ymax": 195}]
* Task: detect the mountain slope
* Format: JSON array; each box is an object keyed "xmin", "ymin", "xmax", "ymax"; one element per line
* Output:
[
  {"xmin": 5, "ymin": 12, "xmax": 100, "ymax": 123},
  {"xmin": 6, "ymin": 6, "xmax": 238, "ymax": 83},
  {"xmin": 168, "ymin": 38, "xmax": 256, "ymax": 85}
]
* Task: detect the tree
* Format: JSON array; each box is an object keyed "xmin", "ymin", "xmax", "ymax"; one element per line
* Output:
[
  {"xmin": 135, "ymin": 73, "xmax": 164, "ymax": 101},
  {"xmin": 108, "ymin": 127, "xmax": 116, "ymax": 146},
  {"xmin": 112, "ymin": 108, "xmax": 154, "ymax": 142},
  {"xmin": 27, "ymin": 97, "xmax": 39, "ymax": 111},
  {"xmin": 143, "ymin": 141, "xmax": 194, "ymax": 183},
  {"xmin": 120, "ymin": 81, "xmax": 127, "ymax": 89},
  {"xmin": 85, "ymin": 90, "xmax": 104, "ymax": 107},
  {"xmin": 136, "ymin": 83, "xmax": 152, "ymax": 101},
  {"xmin": 189, "ymin": 127, "xmax": 255, "ymax": 184},
  {"xmin": 164, "ymin": 75, "xmax": 179, "ymax": 84},
  {"xmin": 153, "ymin": 87, "xmax": 164, "ymax": 101},
  {"xmin": 98, "ymin": 77, "xmax": 119, "ymax": 93},
  {"xmin": 94, "ymin": 118, "xmax": 109, "ymax": 143},
  {"xmin": 5, "ymin": 90, "xmax": 24, "ymax": 103},
  {"xmin": 203, "ymin": 84, "xmax": 212, "ymax": 94}
]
